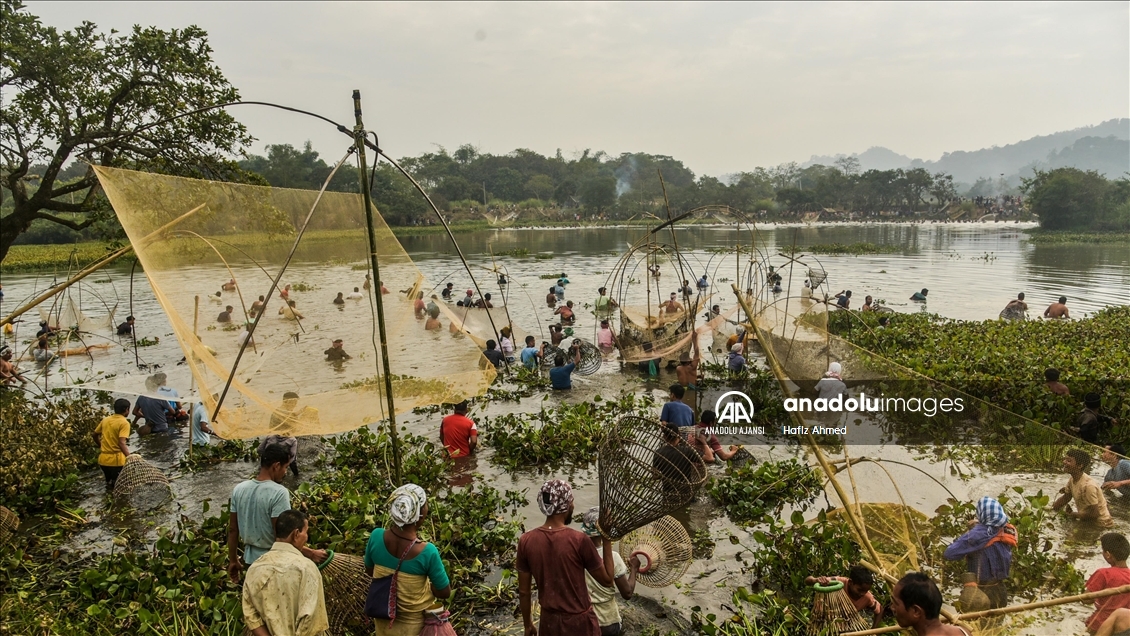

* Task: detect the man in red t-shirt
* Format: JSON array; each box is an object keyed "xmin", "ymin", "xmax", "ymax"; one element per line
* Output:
[
  {"xmin": 1087, "ymin": 533, "xmax": 1130, "ymax": 632},
  {"xmin": 440, "ymin": 400, "xmax": 478, "ymax": 458},
  {"xmin": 518, "ymin": 479, "xmax": 616, "ymax": 636}
]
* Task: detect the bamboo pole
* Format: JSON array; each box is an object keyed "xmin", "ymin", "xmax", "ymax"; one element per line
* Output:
[
  {"xmin": 839, "ymin": 583, "xmax": 1130, "ymax": 635},
  {"xmin": 189, "ymin": 294, "xmax": 199, "ymax": 463},
  {"xmin": 1, "ymin": 203, "xmax": 207, "ymax": 328},
  {"xmin": 730, "ymin": 283, "xmax": 884, "ymax": 571}
]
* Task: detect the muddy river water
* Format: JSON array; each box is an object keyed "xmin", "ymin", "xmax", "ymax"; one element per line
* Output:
[{"xmin": 3, "ymin": 222, "xmax": 1128, "ymax": 634}]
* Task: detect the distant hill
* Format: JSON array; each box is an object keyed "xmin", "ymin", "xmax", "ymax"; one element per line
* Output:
[{"xmin": 804, "ymin": 118, "xmax": 1129, "ymax": 184}]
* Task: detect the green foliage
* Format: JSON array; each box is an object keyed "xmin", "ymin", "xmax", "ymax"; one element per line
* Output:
[
  {"xmin": 806, "ymin": 242, "xmax": 902, "ymax": 255},
  {"xmin": 709, "ymin": 459, "xmax": 823, "ymax": 526},
  {"xmin": 0, "ymin": 0, "xmax": 254, "ymax": 261},
  {"xmin": 0, "ymin": 390, "xmax": 100, "ymax": 513},
  {"xmin": 178, "ymin": 439, "xmax": 257, "ymax": 472},
  {"xmin": 1022, "ymin": 167, "xmax": 1130, "ymax": 231},
  {"xmin": 693, "ymin": 587, "xmax": 804, "ymax": 635},
  {"xmin": 746, "ymin": 513, "xmax": 865, "ymax": 602},
  {"xmin": 0, "ymin": 242, "xmax": 122, "ymax": 273},
  {"xmin": 926, "ymin": 488, "xmax": 1086, "ymax": 600},
  {"xmin": 2, "ymin": 512, "xmax": 243, "ymax": 635},
  {"xmin": 827, "ymin": 306, "xmax": 1130, "ymax": 435},
  {"xmin": 1023, "ymin": 229, "xmax": 1130, "ymax": 245},
  {"xmin": 481, "ymin": 393, "xmax": 656, "ymax": 469}
]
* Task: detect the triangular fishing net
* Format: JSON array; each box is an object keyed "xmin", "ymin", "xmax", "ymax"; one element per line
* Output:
[
  {"xmin": 598, "ymin": 416, "xmax": 706, "ymax": 540},
  {"xmin": 92, "ymin": 166, "xmax": 499, "ymax": 440}
]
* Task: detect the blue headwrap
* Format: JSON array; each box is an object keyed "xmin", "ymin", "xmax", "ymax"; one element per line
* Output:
[{"xmin": 976, "ymin": 496, "xmax": 1008, "ymax": 528}]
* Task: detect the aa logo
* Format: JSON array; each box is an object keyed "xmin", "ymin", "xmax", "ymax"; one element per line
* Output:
[{"xmin": 715, "ymin": 391, "xmax": 755, "ymax": 424}]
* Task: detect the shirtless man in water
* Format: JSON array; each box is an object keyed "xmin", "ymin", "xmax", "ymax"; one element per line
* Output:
[
  {"xmin": 660, "ymin": 293, "xmax": 683, "ymax": 314},
  {"xmin": 675, "ymin": 338, "xmax": 700, "ymax": 389},
  {"xmin": 1044, "ymin": 296, "xmax": 1070, "ymax": 319}
]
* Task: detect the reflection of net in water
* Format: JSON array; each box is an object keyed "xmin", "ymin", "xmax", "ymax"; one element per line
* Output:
[
  {"xmin": 92, "ymin": 166, "xmax": 500, "ymax": 440},
  {"xmin": 113, "ymin": 455, "xmax": 171, "ymax": 510},
  {"xmin": 598, "ymin": 416, "xmax": 706, "ymax": 540}
]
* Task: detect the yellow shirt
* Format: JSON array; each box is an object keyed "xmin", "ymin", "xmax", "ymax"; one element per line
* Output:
[
  {"xmin": 94, "ymin": 414, "xmax": 130, "ymax": 467},
  {"xmin": 1068, "ymin": 474, "xmax": 1115, "ymax": 528},
  {"xmin": 242, "ymin": 542, "xmax": 329, "ymax": 636}
]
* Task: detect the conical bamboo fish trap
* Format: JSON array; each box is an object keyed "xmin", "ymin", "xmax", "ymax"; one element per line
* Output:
[
  {"xmin": 0, "ymin": 505, "xmax": 19, "ymax": 545},
  {"xmin": 113, "ymin": 454, "xmax": 171, "ymax": 510},
  {"xmin": 317, "ymin": 550, "xmax": 371, "ymax": 636},
  {"xmin": 574, "ymin": 339, "xmax": 602, "ymax": 375},
  {"xmin": 541, "ymin": 343, "xmax": 566, "ymax": 368},
  {"xmin": 598, "ymin": 416, "xmax": 706, "ymax": 540},
  {"xmin": 808, "ymin": 580, "xmax": 870, "ymax": 635},
  {"xmin": 617, "ymin": 516, "xmax": 693, "ymax": 588}
]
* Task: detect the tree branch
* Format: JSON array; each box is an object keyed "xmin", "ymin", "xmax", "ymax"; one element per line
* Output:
[
  {"xmin": 33, "ymin": 210, "xmax": 97, "ymax": 231},
  {"xmin": 40, "ymin": 199, "xmax": 93, "ymax": 214}
]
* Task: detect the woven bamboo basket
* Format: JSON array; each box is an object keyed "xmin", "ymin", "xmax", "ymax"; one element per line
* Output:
[
  {"xmin": 317, "ymin": 550, "xmax": 371, "ymax": 635},
  {"xmin": 0, "ymin": 505, "xmax": 19, "ymax": 545},
  {"xmin": 597, "ymin": 416, "xmax": 706, "ymax": 540},
  {"xmin": 113, "ymin": 454, "xmax": 171, "ymax": 510},
  {"xmin": 540, "ymin": 343, "xmax": 566, "ymax": 368},
  {"xmin": 574, "ymin": 339, "xmax": 602, "ymax": 375},
  {"xmin": 808, "ymin": 580, "xmax": 870, "ymax": 635},
  {"xmin": 617, "ymin": 515, "xmax": 693, "ymax": 588}
]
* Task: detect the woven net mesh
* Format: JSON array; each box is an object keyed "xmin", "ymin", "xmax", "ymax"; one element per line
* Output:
[
  {"xmin": 112, "ymin": 454, "xmax": 171, "ymax": 509},
  {"xmin": 808, "ymin": 584, "xmax": 870, "ymax": 635},
  {"xmin": 747, "ymin": 257, "xmax": 1089, "ymax": 635},
  {"xmin": 617, "ymin": 515, "xmax": 693, "ymax": 588},
  {"xmin": 598, "ymin": 416, "xmax": 706, "ymax": 540},
  {"xmin": 0, "ymin": 505, "xmax": 18, "ymax": 545},
  {"xmin": 91, "ymin": 166, "xmax": 502, "ymax": 439},
  {"xmin": 319, "ymin": 551, "xmax": 371, "ymax": 636},
  {"xmin": 574, "ymin": 339, "xmax": 602, "ymax": 375}
]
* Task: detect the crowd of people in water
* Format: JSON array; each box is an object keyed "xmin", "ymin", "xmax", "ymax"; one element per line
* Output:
[{"xmin": 8, "ymin": 260, "xmax": 1129, "ymax": 636}]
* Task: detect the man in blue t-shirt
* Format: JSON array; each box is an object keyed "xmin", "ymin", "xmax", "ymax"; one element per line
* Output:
[
  {"xmin": 660, "ymin": 385, "xmax": 695, "ymax": 429},
  {"xmin": 134, "ymin": 394, "xmax": 176, "ymax": 435},
  {"xmin": 520, "ymin": 335, "xmax": 543, "ymax": 370},
  {"xmin": 549, "ymin": 343, "xmax": 582, "ymax": 390}
]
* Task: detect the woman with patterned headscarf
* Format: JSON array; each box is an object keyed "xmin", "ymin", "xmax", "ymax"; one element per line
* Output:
[
  {"xmin": 364, "ymin": 484, "xmax": 452, "ymax": 635},
  {"xmin": 943, "ymin": 496, "xmax": 1017, "ymax": 609}
]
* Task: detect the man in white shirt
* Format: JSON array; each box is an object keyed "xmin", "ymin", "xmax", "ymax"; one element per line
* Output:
[{"xmin": 242, "ymin": 509, "xmax": 329, "ymax": 636}]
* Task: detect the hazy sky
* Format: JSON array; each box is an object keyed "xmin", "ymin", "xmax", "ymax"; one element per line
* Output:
[{"xmin": 30, "ymin": 2, "xmax": 1130, "ymax": 176}]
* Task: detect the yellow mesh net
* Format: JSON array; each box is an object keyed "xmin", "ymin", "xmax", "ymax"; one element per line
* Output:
[{"xmin": 93, "ymin": 165, "xmax": 497, "ymax": 440}]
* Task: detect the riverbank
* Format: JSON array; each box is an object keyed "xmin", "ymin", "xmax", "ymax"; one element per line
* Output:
[{"xmin": 0, "ymin": 217, "xmax": 1045, "ymax": 274}]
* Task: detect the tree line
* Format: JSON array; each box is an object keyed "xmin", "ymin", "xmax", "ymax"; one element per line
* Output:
[{"xmin": 2, "ymin": 1, "xmax": 1122, "ymax": 259}]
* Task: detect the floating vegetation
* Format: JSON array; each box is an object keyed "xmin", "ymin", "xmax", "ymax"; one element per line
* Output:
[
  {"xmin": 497, "ymin": 248, "xmax": 531, "ymax": 257},
  {"xmin": 1024, "ymin": 229, "xmax": 1130, "ymax": 245},
  {"xmin": 0, "ymin": 391, "xmax": 100, "ymax": 509},
  {"xmin": 340, "ymin": 373, "xmax": 451, "ymax": 399},
  {"xmin": 976, "ymin": 251, "xmax": 998, "ymax": 262},
  {"xmin": 828, "ymin": 306, "xmax": 1130, "ymax": 431},
  {"xmin": 134, "ymin": 336, "xmax": 160, "ymax": 347},
  {"xmin": 708, "ymin": 458, "xmax": 822, "ymax": 526},
  {"xmin": 178, "ymin": 439, "xmax": 257, "ymax": 471},
  {"xmin": 482, "ymin": 393, "xmax": 656, "ymax": 469},
  {"xmin": 806, "ymin": 242, "xmax": 901, "ymax": 255},
  {"xmin": 289, "ymin": 280, "xmax": 318, "ymax": 292},
  {"xmin": 483, "ymin": 366, "xmax": 551, "ymax": 402},
  {"xmin": 0, "ymin": 242, "xmax": 118, "ymax": 273},
  {"xmin": 538, "ymin": 273, "xmax": 562, "ymax": 279}
]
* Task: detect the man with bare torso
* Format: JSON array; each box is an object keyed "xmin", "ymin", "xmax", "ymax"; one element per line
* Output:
[
  {"xmin": 675, "ymin": 338, "xmax": 700, "ymax": 412},
  {"xmin": 1044, "ymin": 296, "xmax": 1070, "ymax": 319}
]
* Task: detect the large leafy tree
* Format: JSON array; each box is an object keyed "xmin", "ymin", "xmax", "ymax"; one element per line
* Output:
[{"xmin": 0, "ymin": 0, "xmax": 253, "ymax": 261}]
